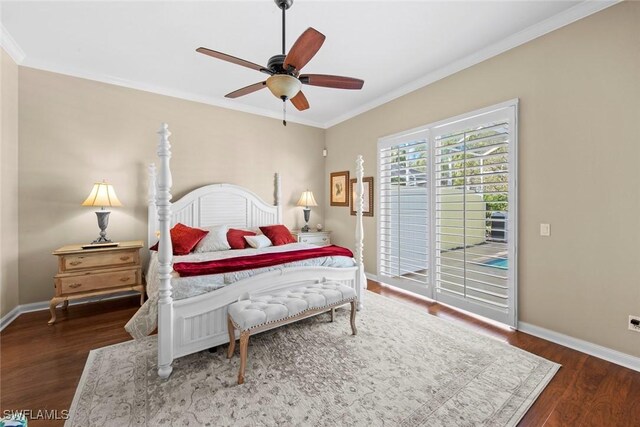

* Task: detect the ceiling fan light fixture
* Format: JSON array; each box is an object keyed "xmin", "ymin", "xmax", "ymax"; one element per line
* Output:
[
  {"xmin": 195, "ymin": 0, "xmax": 363, "ymax": 121},
  {"xmin": 266, "ymin": 74, "xmax": 301, "ymax": 100}
]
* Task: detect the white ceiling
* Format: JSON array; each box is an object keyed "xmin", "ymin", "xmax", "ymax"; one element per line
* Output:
[{"xmin": 0, "ymin": 1, "xmax": 612, "ymax": 128}]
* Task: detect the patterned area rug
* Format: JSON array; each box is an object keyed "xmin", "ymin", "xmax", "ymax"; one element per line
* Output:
[{"xmin": 67, "ymin": 292, "xmax": 559, "ymax": 426}]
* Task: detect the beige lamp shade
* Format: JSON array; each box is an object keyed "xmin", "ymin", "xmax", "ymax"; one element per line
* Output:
[
  {"xmin": 81, "ymin": 181, "xmax": 122, "ymax": 208},
  {"xmin": 266, "ymin": 74, "xmax": 302, "ymax": 100},
  {"xmin": 296, "ymin": 190, "xmax": 318, "ymax": 207}
]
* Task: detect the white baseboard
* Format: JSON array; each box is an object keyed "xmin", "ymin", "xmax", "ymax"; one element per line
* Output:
[
  {"xmin": 0, "ymin": 305, "xmax": 22, "ymax": 331},
  {"xmin": 5, "ymin": 282, "xmax": 637, "ymax": 373},
  {"xmin": 367, "ymin": 273, "xmax": 639, "ymax": 372},
  {"xmin": 0, "ymin": 291, "xmax": 139, "ymax": 332},
  {"xmin": 518, "ymin": 322, "xmax": 640, "ymax": 372}
]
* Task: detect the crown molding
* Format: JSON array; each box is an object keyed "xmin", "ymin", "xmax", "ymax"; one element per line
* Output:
[
  {"xmin": 19, "ymin": 57, "xmax": 326, "ymax": 128},
  {"xmin": 1, "ymin": 23, "xmax": 25, "ymax": 64},
  {"xmin": 2, "ymin": 0, "xmax": 620, "ymax": 129},
  {"xmin": 323, "ymin": 0, "xmax": 621, "ymax": 129}
]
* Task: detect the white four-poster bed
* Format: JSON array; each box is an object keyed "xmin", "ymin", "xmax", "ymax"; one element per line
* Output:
[{"xmin": 147, "ymin": 123, "xmax": 366, "ymax": 378}]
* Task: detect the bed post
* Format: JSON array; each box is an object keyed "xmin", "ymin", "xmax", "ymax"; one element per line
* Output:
[
  {"xmin": 355, "ymin": 155, "xmax": 365, "ymax": 310},
  {"xmin": 147, "ymin": 163, "xmax": 158, "ymax": 251},
  {"xmin": 156, "ymin": 123, "xmax": 174, "ymax": 378},
  {"xmin": 274, "ymin": 172, "xmax": 282, "ymax": 223}
]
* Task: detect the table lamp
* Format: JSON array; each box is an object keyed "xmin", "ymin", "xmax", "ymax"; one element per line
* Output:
[
  {"xmin": 82, "ymin": 180, "xmax": 122, "ymax": 244},
  {"xmin": 296, "ymin": 190, "xmax": 318, "ymax": 232}
]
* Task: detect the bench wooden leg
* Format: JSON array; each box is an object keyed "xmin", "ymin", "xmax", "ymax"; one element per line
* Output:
[
  {"xmin": 238, "ymin": 331, "xmax": 250, "ymax": 385},
  {"xmin": 330, "ymin": 307, "xmax": 335, "ymax": 322},
  {"xmin": 350, "ymin": 300, "xmax": 357, "ymax": 335},
  {"xmin": 227, "ymin": 315, "xmax": 236, "ymax": 359}
]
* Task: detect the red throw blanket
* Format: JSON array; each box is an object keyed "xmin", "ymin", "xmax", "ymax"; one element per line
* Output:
[{"xmin": 173, "ymin": 245, "xmax": 354, "ymax": 277}]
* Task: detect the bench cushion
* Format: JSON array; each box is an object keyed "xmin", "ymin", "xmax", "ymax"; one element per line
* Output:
[{"xmin": 228, "ymin": 282, "xmax": 356, "ymax": 331}]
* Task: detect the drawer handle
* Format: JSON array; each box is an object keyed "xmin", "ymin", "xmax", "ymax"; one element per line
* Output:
[
  {"xmin": 322, "ymin": 238, "xmax": 327, "ymax": 241},
  {"xmin": 69, "ymin": 283, "xmax": 82, "ymax": 289},
  {"xmin": 120, "ymin": 277, "xmax": 130, "ymax": 282},
  {"xmin": 69, "ymin": 261, "xmax": 82, "ymax": 266},
  {"xmin": 120, "ymin": 256, "xmax": 131, "ymax": 261},
  {"xmin": 302, "ymin": 239, "xmax": 308, "ymax": 242}
]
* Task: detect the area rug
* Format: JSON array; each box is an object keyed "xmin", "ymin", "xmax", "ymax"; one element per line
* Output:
[{"xmin": 67, "ymin": 291, "xmax": 559, "ymax": 426}]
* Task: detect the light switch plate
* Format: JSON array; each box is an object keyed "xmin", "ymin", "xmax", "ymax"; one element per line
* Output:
[{"xmin": 540, "ymin": 223, "xmax": 550, "ymax": 236}]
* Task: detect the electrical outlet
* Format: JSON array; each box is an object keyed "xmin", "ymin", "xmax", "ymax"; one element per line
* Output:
[{"xmin": 629, "ymin": 315, "xmax": 640, "ymax": 333}]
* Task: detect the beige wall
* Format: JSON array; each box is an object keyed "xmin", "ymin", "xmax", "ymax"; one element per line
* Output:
[
  {"xmin": 18, "ymin": 68, "xmax": 325, "ymax": 304},
  {"xmin": 1, "ymin": 48, "xmax": 20, "ymax": 318},
  {"xmin": 325, "ymin": 2, "xmax": 640, "ymax": 357}
]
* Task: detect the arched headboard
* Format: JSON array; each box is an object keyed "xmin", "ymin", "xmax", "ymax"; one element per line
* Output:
[{"xmin": 148, "ymin": 166, "xmax": 282, "ymax": 248}]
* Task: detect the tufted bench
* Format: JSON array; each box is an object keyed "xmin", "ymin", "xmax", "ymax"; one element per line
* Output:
[{"xmin": 227, "ymin": 282, "xmax": 357, "ymax": 384}]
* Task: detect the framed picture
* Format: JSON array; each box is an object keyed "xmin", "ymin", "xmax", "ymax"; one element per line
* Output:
[
  {"xmin": 330, "ymin": 171, "xmax": 350, "ymax": 206},
  {"xmin": 350, "ymin": 177, "xmax": 374, "ymax": 217}
]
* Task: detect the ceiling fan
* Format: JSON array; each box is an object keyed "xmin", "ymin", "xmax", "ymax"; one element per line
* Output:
[{"xmin": 196, "ymin": 0, "xmax": 364, "ymax": 125}]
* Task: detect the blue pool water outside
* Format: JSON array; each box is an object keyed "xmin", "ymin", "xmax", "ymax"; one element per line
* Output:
[{"xmin": 483, "ymin": 258, "xmax": 508, "ymax": 269}]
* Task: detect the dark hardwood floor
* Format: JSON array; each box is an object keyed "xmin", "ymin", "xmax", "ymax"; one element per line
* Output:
[{"xmin": 1, "ymin": 280, "xmax": 639, "ymax": 426}]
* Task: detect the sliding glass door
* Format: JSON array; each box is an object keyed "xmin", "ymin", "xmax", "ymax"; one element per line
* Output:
[
  {"xmin": 378, "ymin": 130, "xmax": 431, "ymax": 297},
  {"xmin": 432, "ymin": 106, "xmax": 517, "ymax": 326},
  {"xmin": 377, "ymin": 101, "xmax": 518, "ymax": 327}
]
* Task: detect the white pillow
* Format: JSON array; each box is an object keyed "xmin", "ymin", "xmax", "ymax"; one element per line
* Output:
[
  {"xmin": 193, "ymin": 225, "xmax": 231, "ymax": 253},
  {"xmin": 244, "ymin": 234, "xmax": 272, "ymax": 249}
]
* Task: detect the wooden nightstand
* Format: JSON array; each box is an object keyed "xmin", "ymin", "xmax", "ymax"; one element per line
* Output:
[
  {"xmin": 291, "ymin": 230, "xmax": 331, "ymax": 246},
  {"xmin": 49, "ymin": 240, "xmax": 145, "ymax": 325}
]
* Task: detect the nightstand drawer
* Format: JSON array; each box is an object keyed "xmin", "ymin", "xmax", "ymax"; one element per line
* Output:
[
  {"xmin": 300, "ymin": 235, "xmax": 330, "ymax": 245},
  {"xmin": 62, "ymin": 250, "xmax": 139, "ymax": 271},
  {"xmin": 59, "ymin": 268, "xmax": 140, "ymax": 294},
  {"xmin": 292, "ymin": 231, "xmax": 332, "ymax": 247}
]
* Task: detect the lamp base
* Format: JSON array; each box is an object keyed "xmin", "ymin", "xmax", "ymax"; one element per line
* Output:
[
  {"xmin": 301, "ymin": 207, "xmax": 311, "ymax": 233},
  {"xmin": 91, "ymin": 237, "xmax": 113, "ymax": 244},
  {"xmin": 92, "ymin": 210, "xmax": 113, "ymax": 244}
]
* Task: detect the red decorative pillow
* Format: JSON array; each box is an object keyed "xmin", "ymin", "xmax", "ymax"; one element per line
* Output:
[
  {"xmin": 227, "ymin": 228, "xmax": 256, "ymax": 249},
  {"xmin": 150, "ymin": 223, "xmax": 209, "ymax": 255},
  {"xmin": 259, "ymin": 225, "xmax": 296, "ymax": 246}
]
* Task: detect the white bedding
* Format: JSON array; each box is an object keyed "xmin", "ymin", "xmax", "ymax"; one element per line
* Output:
[{"xmin": 125, "ymin": 243, "xmax": 355, "ymax": 338}]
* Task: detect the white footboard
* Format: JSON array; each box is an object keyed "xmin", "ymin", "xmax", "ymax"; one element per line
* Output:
[{"xmin": 172, "ymin": 266, "xmax": 359, "ymax": 358}]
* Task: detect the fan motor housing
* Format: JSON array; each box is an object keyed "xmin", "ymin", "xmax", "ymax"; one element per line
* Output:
[{"xmin": 268, "ymin": 54, "xmax": 289, "ymax": 74}]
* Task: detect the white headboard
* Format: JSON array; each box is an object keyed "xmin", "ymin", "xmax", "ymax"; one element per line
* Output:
[{"xmin": 147, "ymin": 166, "xmax": 282, "ymax": 248}]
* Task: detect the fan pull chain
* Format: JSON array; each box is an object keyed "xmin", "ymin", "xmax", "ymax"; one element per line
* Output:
[{"xmin": 282, "ymin": 100, "xmax": 287, "ymax": 126}]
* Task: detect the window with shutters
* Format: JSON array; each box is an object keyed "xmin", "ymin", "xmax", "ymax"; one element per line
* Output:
[{"xmin": 377, "ymin": 100, "xmax": 518, "ymax": 326}]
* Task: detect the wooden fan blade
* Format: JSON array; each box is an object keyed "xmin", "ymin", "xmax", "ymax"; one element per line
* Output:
[
  {"xmin": 225, "ymin": 81, "xmax": 267, "ymax": 99},
  {"xmin": 290, "ymin": 91, "xmax": 310, "ymax": 111},
  {"xmin": 196, "ymin": 47, "xmax": 271, "ymax": 74},
  {"xmin": 283, "ymin": 28, "xmax": 326, "ymax": 72},
  {"xmin": 300, "ymin": 74, "xmax": 364, "ymax": 90}
]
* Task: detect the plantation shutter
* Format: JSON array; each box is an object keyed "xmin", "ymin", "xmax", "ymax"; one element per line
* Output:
[
  {"xmin": 378, "ymin": 131, "xmax": 431, "ymax": 295},
  {"xmin": 432, "ymin": 106, "xmax": 516, "ymax": 326}
]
